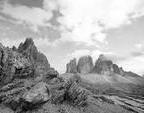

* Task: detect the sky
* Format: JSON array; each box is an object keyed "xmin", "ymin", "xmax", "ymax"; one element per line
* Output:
[{"xmin": 0, "ymin": 0, "xmax": 144, "ymax": 75}]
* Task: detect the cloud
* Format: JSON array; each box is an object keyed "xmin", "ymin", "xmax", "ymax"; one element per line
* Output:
[
  {"xmin": 1, "ymin": 0, "xmax": 144, "ymax": 46},
  {"xmin": 55, "ymin": 0, "xmax": 144, "ymax": 46},
  {"xmin": 67, "ymin": 49, "xmax": 115, "ymax": 63},
  {"xmin": 135, "ymin": 43, "xmax": 143, "ymax": 49},
  {"xmin": 0, "ymin": 0, "xmax": 56, "ymax": 32}
]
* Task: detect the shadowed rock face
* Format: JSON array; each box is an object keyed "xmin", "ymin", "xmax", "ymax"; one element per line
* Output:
[
  {"xmin": 66, "ymin": 58, "xmax": 77, "ymax": 73},
  {"xmin": 0, "ymin": 44, "xmax": 34, "ymax": 85},
  {"xmin": 93, "ymin": 54, "xmax": 114, "ymax": 75},
  {"xmin": 18, "ymin": 38, "xmax": 50, "ymax": 77},
  {"xmin": 77, "ymin": 56, "xmax": 94, "ymax": 74},
  {"xmin": 93, "ymin": 54, "xmax": 125, "ymax": 75}
]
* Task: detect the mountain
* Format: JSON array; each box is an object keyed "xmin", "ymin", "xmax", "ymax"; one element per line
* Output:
[
  {"xmin": 66, "ymin": 54, "xmax": 137, "ymax": 76},
  {"xmin": 0, "ymin": 38, "xmax": 144, "ymax": 113},
  {"xmin": 65, "ymin": 54, "xmax": 144, "ymax": 96}
]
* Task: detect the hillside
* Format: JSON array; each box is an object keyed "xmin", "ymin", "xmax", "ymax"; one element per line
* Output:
[{"xmin": 0, "ymin": 38, "xmax": 144, "ymax": 113}]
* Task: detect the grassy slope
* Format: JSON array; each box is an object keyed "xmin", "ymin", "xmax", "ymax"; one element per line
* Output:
[
  {"xmin": 61, "ymin": 73, "xmax": 144, "ymax": 96},
  {"xmin": 59, "ymin": 73, "xmax": 144, "ymax": 113}
]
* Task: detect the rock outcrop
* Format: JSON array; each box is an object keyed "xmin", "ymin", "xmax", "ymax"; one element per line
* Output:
[
  {"xmin": 22, "ymin": 82, "xmax": 51, "ymax": 105},
  {"xmin": 0, "ymin": 44, "xmax": 34, "ymax": 86},
  {"xmin": 66, "ymin": 58, "xmax": 77, "ymax": 73},
  {"xmin": 77, "ymin": 56, "xmax": 94, "ymax": 74},
  {"xmin": 18, "ymin": 38, "xmax": 50, "ymax": 77}
]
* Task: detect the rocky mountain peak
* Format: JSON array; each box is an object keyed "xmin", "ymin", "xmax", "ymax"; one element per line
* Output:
[{"xmin": 17, "ymin": 38, "xmax": 51, "ymax": 76}]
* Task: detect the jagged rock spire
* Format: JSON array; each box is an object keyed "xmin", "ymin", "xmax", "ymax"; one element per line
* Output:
[{"xmin": 18, "ymin": 38, "xmax": 51, "ymax": 76}]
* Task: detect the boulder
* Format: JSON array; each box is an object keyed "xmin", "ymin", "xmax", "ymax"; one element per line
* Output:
[
  {"xmin": 22, "ymin": 82, "xmax": 51, "ymax": 105},
  {"xmin": 66, "ymin": 58, "xmax": 77, "ymax": 73},
  {"xmin": 77, "ymin": 56, "xmax": 93, "ymax": 74}
]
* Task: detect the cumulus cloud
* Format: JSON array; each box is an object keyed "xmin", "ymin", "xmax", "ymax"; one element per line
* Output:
[
  {"xmin": 0, "ymin": 0, "xmax": 57, "ymax": 32},
  {"xmin": 1, "ymin": 0, "xmax": 144, "ymax": 46},
  {"xmin": 55, "ymin": 0, "xmax": 144, "ymax": 46}
]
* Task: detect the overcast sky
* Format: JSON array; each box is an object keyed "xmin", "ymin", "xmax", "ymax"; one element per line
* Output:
[{"xmin": 0, "ymin": 0, "xmax": 144, "ymax": 75}]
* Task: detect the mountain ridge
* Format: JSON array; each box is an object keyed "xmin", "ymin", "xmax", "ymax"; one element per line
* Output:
[{"xmin": 66, "ymin": 54, "xmax": 138, "ymax": 77}]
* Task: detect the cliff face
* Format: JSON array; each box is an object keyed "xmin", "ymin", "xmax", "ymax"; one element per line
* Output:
[
  {"xmin": 66, "ymin": 56, "xmax": 94, "ymax": 74},
  {"xmin": 77, "ymin": 56, "xmax": 94, "ymax": 74}
]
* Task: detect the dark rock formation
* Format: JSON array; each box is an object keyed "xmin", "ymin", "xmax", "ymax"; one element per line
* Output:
[
  {"xmin": 18, "ymin": 38, "xmax": 50, "ymax": 77},
  {"xmin": 0, "ymin": 44, "xmax": 34, "ymax": 86},
  {"xmin": 77, "ymin": 56, "xmax": 93, "ymax": 74},
  {"xmin": 66, "ymin": 58, "xmax": 77, "ymax": 73}
]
